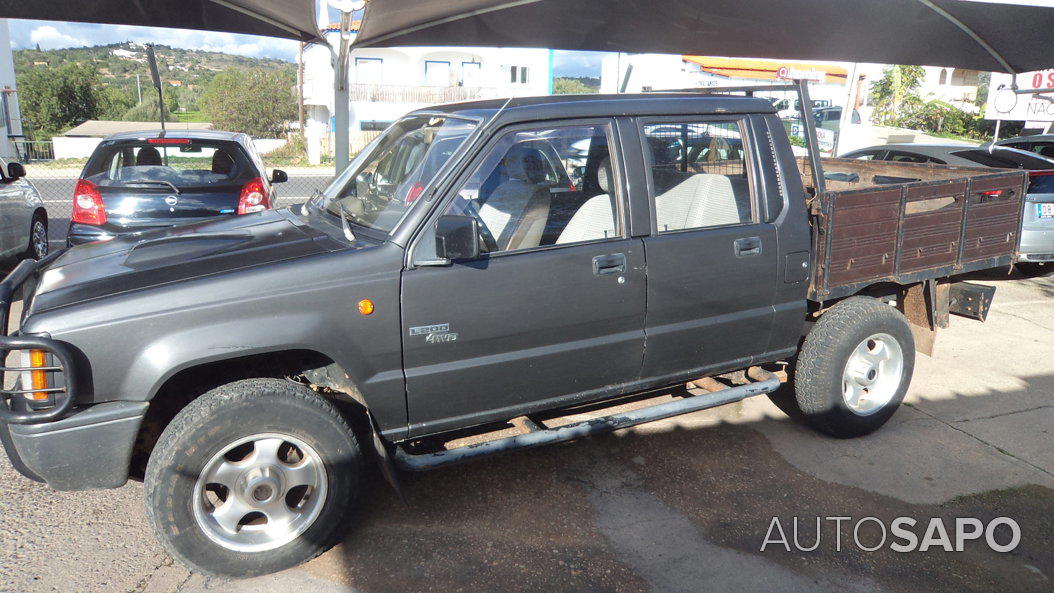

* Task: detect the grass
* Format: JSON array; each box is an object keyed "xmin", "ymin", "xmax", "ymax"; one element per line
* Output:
[{"xmin": 174, "ymin": 110, "xmax": 210, "ymax": 123}]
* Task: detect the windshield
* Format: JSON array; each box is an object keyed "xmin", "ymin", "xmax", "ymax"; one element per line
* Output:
[
  {"xmin": 319, "ymin": 115, "xmax": 478, "ymax": 234},
  {"xmin": 83, "ymin": 139, "xmax": 255, "ymax": 190}
]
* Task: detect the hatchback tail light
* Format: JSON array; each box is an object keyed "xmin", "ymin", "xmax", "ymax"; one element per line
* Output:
[
  {"xmin": 71, "ymin": 179, "xmax": 106, "ymax": 225},
  {"xmin": 237, "ymin": 177, "xmax": 270, "ymax": 214}
]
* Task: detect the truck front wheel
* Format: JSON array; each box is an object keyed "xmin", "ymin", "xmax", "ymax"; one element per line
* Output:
[
  {"xmin": 144, "ymin": 378, "xmax": 364, "ymax": 577},
  {"xmin": 793, "ymin": 296, "xmax": 915, "ymax": 438}
]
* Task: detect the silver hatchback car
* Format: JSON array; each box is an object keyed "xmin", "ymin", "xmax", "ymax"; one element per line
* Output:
[
  {"xmin": 840, "ymin": 143, "xmax": 1054, "ymax": 276},
  {"xmin": 0, "ymin": 159, "xmax": 49, "ymax": 263}
]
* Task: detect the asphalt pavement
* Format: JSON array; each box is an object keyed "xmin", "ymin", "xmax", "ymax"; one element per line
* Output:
[{"xmin": 1, "ymin": 268, "xmax": 1052, "ymax": 593}]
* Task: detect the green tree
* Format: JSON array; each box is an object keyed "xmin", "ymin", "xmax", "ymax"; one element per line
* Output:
[
  {"xmin": 201, "ymin": 68, "xmax": 295, "ymax": 137},
  {"xmin": 869, "ymin": 65, "xmax": 926, "ymax": 125},
  {"xmin": 553, "ymin": 77, "xmax": 597, "ymax": 94},
  {"xmin": 97, "ymin": 86, "xmax": 136, "ymax": 120},
  {"xmin": 16, "ymin": 62, "xmax": 100, "ymax": 138},
  {"xmin": 163, "ymin": 85, "xmax": 180, "ymax": 113}
]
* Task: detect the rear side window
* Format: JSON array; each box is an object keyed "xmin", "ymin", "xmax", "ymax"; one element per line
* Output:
[
  {"xmin": 641, "ymin": 120, "xmax": 755, "ymax": 233},
  {"xmin": 1028, "ymin": 172, "xmax": 1054, "ymax": 194},
  {"xmin": 887, "ymin": 151, "xmax": 945, "ymax": 165},
  {"xmin": 82, "ymin": 140, "xmax": 255, "ymax": 189}
]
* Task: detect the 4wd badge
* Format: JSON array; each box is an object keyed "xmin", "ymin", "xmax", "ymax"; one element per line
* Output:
[{"xmin": 409, "ymin": 323, "xmax": 458, "ymax": 343}]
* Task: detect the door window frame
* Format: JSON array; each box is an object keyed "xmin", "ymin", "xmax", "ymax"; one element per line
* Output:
[
  {"xmin": 406, "ymin": 117, "xmax": 629, "ymax": 268},
  {"xmin": 635, "ymin": 115, "xmax": 762, "ymax": 236}
]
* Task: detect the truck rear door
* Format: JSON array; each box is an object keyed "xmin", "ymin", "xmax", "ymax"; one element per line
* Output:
[{"xmin": 630, "ymin": 115, "xmax": 796, "ymax": 383}]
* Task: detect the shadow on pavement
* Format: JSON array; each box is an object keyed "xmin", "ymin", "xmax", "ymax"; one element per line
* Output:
[{"xmin": 305, "ymin": 378, "xmax": 1054, "ymax": 593}]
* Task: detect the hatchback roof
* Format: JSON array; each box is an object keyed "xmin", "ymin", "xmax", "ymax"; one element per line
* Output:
[{"xmin": 103, "ymin": 129, "xmax": 245, "ymax": 143}]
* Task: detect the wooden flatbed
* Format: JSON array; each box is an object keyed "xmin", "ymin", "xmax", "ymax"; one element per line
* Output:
[{"xmin": 801, "ymin": 157, "xmax": 1027, "ymax": 301}]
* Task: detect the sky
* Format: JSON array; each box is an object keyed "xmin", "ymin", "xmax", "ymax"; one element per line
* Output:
[{"xmin": 7, "ymin": 18, "xmax": 607, "ymax": 77}]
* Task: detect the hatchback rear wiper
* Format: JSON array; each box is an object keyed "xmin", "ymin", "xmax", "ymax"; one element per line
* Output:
[{"xmin": 124, "ymin": 180, "xmax": 181, "ymax": 194}]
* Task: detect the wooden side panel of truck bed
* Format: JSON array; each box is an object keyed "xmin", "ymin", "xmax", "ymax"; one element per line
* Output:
[{"xmin": 800, "ymin": 158, "xmax": 1028, "ymax": 301}]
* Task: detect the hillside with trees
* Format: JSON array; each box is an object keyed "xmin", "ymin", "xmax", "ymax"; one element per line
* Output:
[{"xmin": 15, "ymin": 42, "xmax": 296, "ymax": 139}]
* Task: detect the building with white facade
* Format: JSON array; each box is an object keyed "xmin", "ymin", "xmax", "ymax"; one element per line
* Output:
[
  {"xmin": 302, "ymin": 25, "xmax": 553, "ymax": 162},
  {"xmin": 0, "ymin": 19, "xmax": 24, "ymax": 161},
  {"xmin": 917, "ymin": 66, "xmax": 983, "ymax": 112}
]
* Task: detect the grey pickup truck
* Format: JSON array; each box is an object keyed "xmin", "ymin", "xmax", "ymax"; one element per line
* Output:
[{"xmin": 0, "ymin": 91, "xmax": 1027, "ymax": 576}]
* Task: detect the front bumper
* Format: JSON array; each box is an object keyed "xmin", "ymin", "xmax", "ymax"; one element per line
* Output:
[
  {"xmin": 1, "ymin": 401, "xmax": 147, "ymax": 490},
  {"xmin": 0, "ymin": 255, "xmax": 145, "ymax": 489}
]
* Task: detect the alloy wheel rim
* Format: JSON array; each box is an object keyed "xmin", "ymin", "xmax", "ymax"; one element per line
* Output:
[
  {"xmin": 841, "ymin": 333, "xmax": 904, "ymax": 416},
  {"xmin": 31, "ymin": 222, "xmax": 47, "ymax": 259},
  {"xmin": 192, "ymin": 432, "xmax": 328, "ymax": 552}
]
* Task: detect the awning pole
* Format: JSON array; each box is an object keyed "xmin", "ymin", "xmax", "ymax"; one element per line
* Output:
[{"xmin": 333, "ymin": 8, "xmax": 355, "ymax": 170}]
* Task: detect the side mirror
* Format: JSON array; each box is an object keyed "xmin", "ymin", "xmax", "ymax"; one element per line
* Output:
[
  {"xmin": 270, "ymin": 169, "xmax": 288, "ymax": 183},
  {"xmin": 433, "ymin": 215, "xmax": 480, "ymax": 263},
  {"xmin": 6, "ymin": 162, "xmax": 25, "ymax": 180}
]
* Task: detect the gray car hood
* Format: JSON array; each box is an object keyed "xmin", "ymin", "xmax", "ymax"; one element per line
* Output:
[{"xmin": 30, "ymin": 209, "xmax": 347, "ymax": 314}]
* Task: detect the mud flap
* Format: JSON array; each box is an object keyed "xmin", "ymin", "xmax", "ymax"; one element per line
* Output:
[{"xmin": 366, "ymin": 410, "xmax": 405, "ymax": 503}]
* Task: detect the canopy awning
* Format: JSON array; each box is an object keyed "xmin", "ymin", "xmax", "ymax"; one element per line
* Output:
[
  {"xmin": 354, "ymin": 0, "xmax": 1054, "ymax": 74},
  {"xmin": 0, "ymin": 0, "xmax": 322, "ymax": 42}
]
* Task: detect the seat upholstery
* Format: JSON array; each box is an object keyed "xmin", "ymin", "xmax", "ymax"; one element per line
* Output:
[
  {"xmin": 654, "ymin": 173, "xmax": 741, "ymax": 232},
  {"xmin": 557, "ymin": 159, "xmax": 617, "ymax": 244},
  {"xmin": 211, "ymin": 149, "xmax": 235, "ymax": 175},
  {"xmin": 478, "ymin": 145, "xmax": 551, "ymax": 251},
  {"xmin": 136, "ymin": 147, "xmax": 162, "ymax": 166}
]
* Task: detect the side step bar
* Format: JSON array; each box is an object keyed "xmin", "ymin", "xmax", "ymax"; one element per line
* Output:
[{"xmin": 393, "ymin": 371, "xmax": 782, "ymax": 471}]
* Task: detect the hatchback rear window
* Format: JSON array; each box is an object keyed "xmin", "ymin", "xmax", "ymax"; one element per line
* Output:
[
  {"xmin": 950, "ymin": 149, "xmax": 1052, "ymax": 170},
  {"xmin": 83, "ymin": 139, "xmax": 255, "ymax": 189},
  {"xmin": 1028, "ymin": 172, "xmax": 1054, "ymax": 194}
]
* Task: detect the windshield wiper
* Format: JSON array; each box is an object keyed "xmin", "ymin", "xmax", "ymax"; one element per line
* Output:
[
  {"xmin": 336, "ymin": 202, "xmax": 357, "ymax": 241},
  {"xmin": 124, "ymin": 180, "xmax": 181, "ymax": 194}
]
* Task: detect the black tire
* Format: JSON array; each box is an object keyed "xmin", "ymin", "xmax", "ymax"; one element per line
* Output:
[
  {"xmin": 24, "ymin": 214, "xmax": 47, "ymax": 260},
  {"xmin": 793, "ymin": 296, "xmax": 915, "ymax": 438},
  {"xmin": 144, "ymin": 378, "xmax": 364, "ymax": 577},
  {"xmin": 1016, "ymin": 262, "xmax": 1052, "ymax": 277}
]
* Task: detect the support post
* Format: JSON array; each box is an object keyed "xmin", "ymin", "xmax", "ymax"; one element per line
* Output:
[{"xmin": 796, "ymin": 79, "xmax": 826, "ymax": 195}]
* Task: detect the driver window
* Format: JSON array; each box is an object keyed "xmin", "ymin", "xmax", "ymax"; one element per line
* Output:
[{"xmin": 443, "ymin": 123, "xmax": 621, "ymax": 255}]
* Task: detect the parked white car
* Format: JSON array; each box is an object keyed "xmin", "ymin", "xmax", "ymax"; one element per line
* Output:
[{"xmin": 0, "ymin": 159, "xmax": 49, "ymax": 262}]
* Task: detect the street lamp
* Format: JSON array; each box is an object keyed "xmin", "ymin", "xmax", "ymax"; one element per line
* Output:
[{"xmin": 328, "ymin": 0, "xmax": 366, "ymax": 170}]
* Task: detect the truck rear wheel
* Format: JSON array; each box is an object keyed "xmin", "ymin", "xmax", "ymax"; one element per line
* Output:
[
  {"xmin": 793, "ymin": 296, "xmax": 915, "ymax": 438},
  {"xmin": 144, "ymin": 378, "xmax": 364, "ymax": 577}
]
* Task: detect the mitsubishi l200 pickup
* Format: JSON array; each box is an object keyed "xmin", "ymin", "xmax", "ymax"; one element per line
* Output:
[{"xmin": 0, "ymin": 92, "xmax": 1027, "ymax": 576}]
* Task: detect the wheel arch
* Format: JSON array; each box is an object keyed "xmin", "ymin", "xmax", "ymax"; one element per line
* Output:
[{"xmin": 129, "ymin": 348, "xmax": 371, "ymax": 478}]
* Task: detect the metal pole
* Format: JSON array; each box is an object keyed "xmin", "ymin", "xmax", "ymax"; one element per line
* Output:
[
  {"xmin": 333, "ymin": 10, "xmax": 354, "ymax": 171},
  {"xmin": 833, "ymin": 63, "xmax": 858, "ymax": 156},
  {"xmin": 796, "ymin": 79, "xmax": 826, "ymax": 195},
  {"xmin": 993, "ymin": 119, "xmax": 1001, "ymax": 142}
]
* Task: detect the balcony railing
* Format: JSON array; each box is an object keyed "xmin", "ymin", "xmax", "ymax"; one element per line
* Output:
[{"xmin": 348, "ymin": 83, "xmax": 499, "ymax": 104}]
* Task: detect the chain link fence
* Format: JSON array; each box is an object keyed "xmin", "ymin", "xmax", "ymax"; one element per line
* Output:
[{"xmin": 16, "ymin": 146, "xmax": 337, "ymax": 244}]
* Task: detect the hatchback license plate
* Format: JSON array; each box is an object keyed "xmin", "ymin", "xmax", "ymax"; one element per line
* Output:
[{"xmin": 1041, "ymin": 203, "xmax": 1054, "ymax": 218}]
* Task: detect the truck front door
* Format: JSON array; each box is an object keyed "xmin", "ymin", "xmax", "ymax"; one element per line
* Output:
[
  {"xmin": 633, "ymin": 117, "xmax": 782, "ymax": 383},
  {"xmin": 401, "ymin": 121, "xmax": 646, "ymax": 437}
]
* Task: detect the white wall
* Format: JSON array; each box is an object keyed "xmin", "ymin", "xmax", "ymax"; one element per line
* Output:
[
  {"xmin": 52, "ymin": 137, "xmax": 103, "ymax": 160},
  {"xmin": 0, "ymin": 20, "xmax": 22, "ymax": 161}
]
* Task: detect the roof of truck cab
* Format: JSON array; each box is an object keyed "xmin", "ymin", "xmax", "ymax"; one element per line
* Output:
[
  {"xmin": 102, "ymin": 129, "xmax": 245, "ymax": 143},
  {"xmin": 410, "ymin": 93, "xmax": 777, "ymax": 122}
]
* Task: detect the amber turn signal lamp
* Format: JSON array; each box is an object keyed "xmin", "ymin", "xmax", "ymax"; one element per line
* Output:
[
  {"xmin": 29, "ymin": 349, "xmax": 48, "ymax": 401},
  {"xmin": 357, "ymin": 299, "xmax": 375, "ymax": 315}
]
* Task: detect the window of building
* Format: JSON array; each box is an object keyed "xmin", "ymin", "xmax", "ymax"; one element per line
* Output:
[
  {"xmin": 462, "ymin": 61, "xmax": 482, "ymax": 87},
  {"xmin": 425, "ymin": 60, "xmax": 452, "ymax": 86},
  {"xmin": 354, "ymin": 57, "xmax": 383, "ymax": 84},
  {"xmin": 641, "ymin": 120, "xmax": 755, "ymax": 233},
  {"xmin": 510, "ymin": 66, "xmax": 529, "ymax": 85}
]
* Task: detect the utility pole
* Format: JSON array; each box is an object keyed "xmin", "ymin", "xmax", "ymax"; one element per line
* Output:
[
  {"xmin": 136, "ymin": 74, "xmax": 142, "ymax": 103},
  {"xmin": 297, "ymin": 42, "xmax": 306, "ymax": 135}
]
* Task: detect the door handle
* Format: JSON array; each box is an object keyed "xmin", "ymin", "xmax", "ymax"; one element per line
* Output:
[
  {"xmin": 734, "ymin": 236, "xmax": 762, "ymax": 257},
  {"xmin": 593, "ymin": 253, "xmax": 626, "ymax": 276}
]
